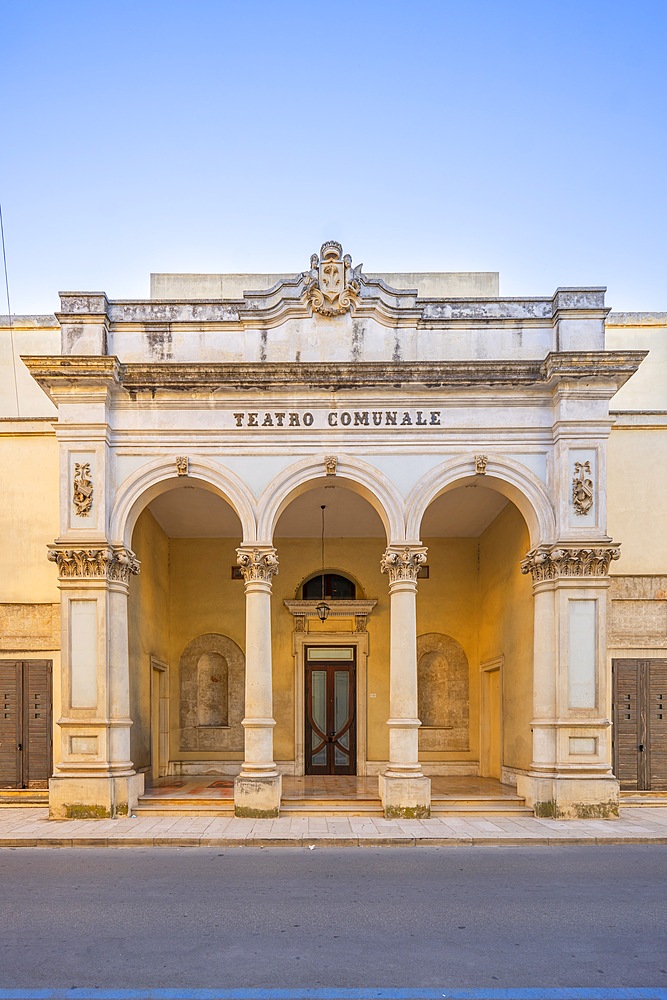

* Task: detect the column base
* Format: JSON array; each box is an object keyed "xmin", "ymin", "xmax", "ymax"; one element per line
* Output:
[
  {"xmin": 234, "ymin": 772, "xmax": 282, "ymax": 818},
  {"xmin": 48, "ymin": 771, "xmax": 144, "ymax": 819},
  {"xmin": 517, "ymin": 772, "xmax": 620, "ymax": 819},
  {"xmin": 379, "ymin": 772, "xmax": 431, "ymax": 819}
]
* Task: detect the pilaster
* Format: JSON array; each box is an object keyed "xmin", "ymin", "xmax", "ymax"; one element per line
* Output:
[
  {"xmin": 47, "ymin": 544, "xmax": 143, "ymax": 818},
  {"xmin": 518, "ymin": 543, "xmax": 621, "ymax": 819}
]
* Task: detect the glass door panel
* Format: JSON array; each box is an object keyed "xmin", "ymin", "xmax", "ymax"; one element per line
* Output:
[{"xmin": 305, "ymin": 649, "xmax": 356, "ymax": 775}]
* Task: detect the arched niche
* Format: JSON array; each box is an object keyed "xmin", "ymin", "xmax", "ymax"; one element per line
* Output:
[
  {"xmin": 179, "ymin": 633, "xmax": 244, "ymax": 752},
  {"xmin": 417, "ymin": 632, "xmax": 469, "ymax": 751}
]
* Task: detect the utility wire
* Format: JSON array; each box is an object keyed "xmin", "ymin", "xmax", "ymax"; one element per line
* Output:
[{"xmin": 0, "ymin": 203, "xmax": 20, "ymax": 416}]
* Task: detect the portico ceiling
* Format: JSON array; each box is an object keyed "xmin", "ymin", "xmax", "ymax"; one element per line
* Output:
[{"xmin": 147, "ymin": 482, "xmax": 509, "ymax": 539}]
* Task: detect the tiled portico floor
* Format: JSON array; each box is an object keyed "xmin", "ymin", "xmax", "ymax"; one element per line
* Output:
[{"xmin": 140, "ymin": 774, "xmax": 525, "ymax": 802}]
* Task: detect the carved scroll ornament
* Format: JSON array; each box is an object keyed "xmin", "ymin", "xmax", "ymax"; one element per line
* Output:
[
  {"xmin": 176, "ymin": 456, "xmax": 189, "ymax": 477},
  {"xmin": 48, "ymin": 546, "xmax": 140, "ymax": 583},
  {"xmin": 324, "ymin": 455, "xmax": 338, "ymax": 476},
  {"xmin": 73, "ymin": 462, "xmax": 93, "ymax": 517},
  {"xmin": 520, "ymin": 544, "xmax": 620, "ymax": 584},
  {"xmin": 304, "ymin": 241, "xmax": 363, "ymax": 317},
  {"xmin": 236, "ymin": 546, "xmax": 279, "ymax": 583},
  {"xmin": 572, "ymin": 461, "xmax": 594, "ymax": 515},
  {"xmin": 380, "ymin": 546, "xmax": 428, "ymax": 584},
  {"xmin": 474, "ymin": 455, "xmax": 488, "ymax": 475}
]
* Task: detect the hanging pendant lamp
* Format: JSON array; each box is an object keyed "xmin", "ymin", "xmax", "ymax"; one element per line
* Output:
[{"xmin": 315, "ymin": 504, "xmax": 330, "ymax": 622}]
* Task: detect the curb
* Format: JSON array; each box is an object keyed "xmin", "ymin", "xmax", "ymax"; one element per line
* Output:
[{"xmin": 1, "ymin": 834, "xmax": 667, "ymax": 848}]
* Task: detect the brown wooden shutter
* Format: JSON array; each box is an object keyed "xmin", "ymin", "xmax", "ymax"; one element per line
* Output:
[
  {"xmin": 648, "ymin": 659, "xmax": 667, "ymax": 791},
  {"xmin": 0, "ymin": 661, "xmax": 22, "ymax": 788},
  {"xmin": 25, "ymin": 660, "xmax": 52, "ymax": 787},
  {"xmin": 612, "ymin": 658, "xmax": 640, "ymax": 790}
]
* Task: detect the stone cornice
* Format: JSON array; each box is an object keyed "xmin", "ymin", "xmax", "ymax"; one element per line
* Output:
[
  {"xmin": 47, "ymin": 545, "xmax": 140, "ymax": 583},
  {"xmin": 284, "ymin": 600, "xmax": 377, "ymax": 632},
  {"xmin": 520, "ymin": 544, "xmax": 621, "ymax": 584},
  {"xmin": 55, "ymin": 285, "xmax": 610, "ymax": 331},
  {"xmin": 20, "ymin": 352, "xmax": 646, "ymax": 395}
]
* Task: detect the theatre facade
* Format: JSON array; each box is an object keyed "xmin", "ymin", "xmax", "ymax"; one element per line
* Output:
[{"xmin": 2, "ymin": 241, "xmax": 667, "ymax": 819}]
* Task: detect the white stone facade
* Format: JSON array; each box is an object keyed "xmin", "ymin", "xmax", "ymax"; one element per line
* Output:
[{"xmin": 3, "ymin": 242, "xmax": 663, "ymax": 818}]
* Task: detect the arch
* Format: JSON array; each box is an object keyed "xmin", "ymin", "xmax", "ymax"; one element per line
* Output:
[
  {"xmin": 110, "ymin": 456, "xmax": 257, "ymax": 549},
  {"xmin": 179, "ymin": 632, "xmax": 245, "ymax": 752},
  {"xmin": 256, "ymin": 454, "xmax": 405, "ymax": 544},
  {"xmin": 417, "ymin": 632, "xmax": 469, "ymax": 751},
  {"xmin": 405, "ymin": 454, "xmax": 556, "ymax": 548}
]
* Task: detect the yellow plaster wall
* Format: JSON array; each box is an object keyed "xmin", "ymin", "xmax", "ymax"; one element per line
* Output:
[
  {"xmin": 418, "ymin": 538, "xmax": 479, "ymax": 762},
  {"xmin": 128, "ymin": 509, "xmax": 170, "ymax": 770},
  {"xmin": 478, "ymin": 502, "xmax": 533, "ymax": 772},
  {"xmin": 167, "ymin": 537, "xmax": 246, "ymax": 761},
  {"xmin": 134, "ymin": 528, "xmax": 523, "ymax": 771},
  {"xmin": 608, "ymin": 428, "xmax": 667, "ymax": 574},
  {"xmin": 0, "ymin": 429, "xmax": 59, "ymax": 603}
]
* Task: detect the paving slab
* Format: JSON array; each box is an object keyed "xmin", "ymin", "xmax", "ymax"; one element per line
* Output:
[{"xmin": 0, "ymin": 805, "xmax": 667, "ymax": 847}]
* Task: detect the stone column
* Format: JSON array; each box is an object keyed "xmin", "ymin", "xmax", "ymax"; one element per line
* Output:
[
  {"xmin": 517, "ymin": 544, "xmax": 621, "ymax": 819},
  {"xmin": 234, "ymin": 546, "xmax": 282, "ymax": 818},
  {"xmin": 47, "ymin": 544, "xmax": 143, "ymax": 819},
  {"xmin": 379, "ymin": 545, "xmax": 431, "ymax": 818}
]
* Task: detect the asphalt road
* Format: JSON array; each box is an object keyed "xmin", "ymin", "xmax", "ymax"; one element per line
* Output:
[{"xmin": 1, "ymin": 846, "xmax": 666, "ymax": 989}]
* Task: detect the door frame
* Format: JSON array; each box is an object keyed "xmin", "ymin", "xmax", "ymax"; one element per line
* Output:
[
  {"xmin": 292, "ymin": 633, "xmax": 369, "ymax": 776},
  {"xmin": 150, "ymin": 656, "xmax": 169, "ymax": 781},
  {"xmin": 480, "ymin": 655, "xmax": 503, "ymax": 779},
  {"xmin": 304, "ymin": 647, "xmax": 357, "ymax": 775}
]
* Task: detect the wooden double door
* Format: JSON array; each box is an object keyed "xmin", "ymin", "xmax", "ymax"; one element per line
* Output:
[
  {"xmin": 0, "ymin": 660, "xmax": 53, "ymax": 789},
  {"xmin": 612, "ymin": 658, "xmax": 667, "ymax": 791},
  {"xmin": 305, "ymin": 646, "xmax": 356, "ymax": 775}
]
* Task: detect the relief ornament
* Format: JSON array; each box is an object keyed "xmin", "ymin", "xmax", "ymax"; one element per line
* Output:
[
  {"xmin": 73, "ymin": 462, "xmax": 93, "ymax": 517},
  {"xmin": 304, "ymin": 241, "xmax": 363, "ymax": 317},
  {"xmin": 520, "ymin": 544, "xmax": 620, "ymax": 584},
  {"xmin": 572, "ymin": 460, "xmax": 594, "ymax": 515}
]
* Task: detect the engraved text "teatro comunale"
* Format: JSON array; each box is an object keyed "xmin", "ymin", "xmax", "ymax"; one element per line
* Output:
[{"xmin": 231, "ymin": 410, "xmax": 442, "ymax": 428}]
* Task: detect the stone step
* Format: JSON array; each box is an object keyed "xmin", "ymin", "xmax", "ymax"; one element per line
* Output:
[
  {"xmin": 280, "ymin": 802, "xmax": 384, "ymax": 816},
  {"xmin": 432, "ymin": 802, "xmax": 533, "ymax": 815},
  {"xmin": 138, "ymin": 795, "xmax": 234, "ymax": 808},
  {"xmin": 621, "ymin": 794, "xmax": 667, "ymax": 807},
  {"xmin": 133, "ymin": 802, "xmax": 234, "ymax": 817},
  {"xmin": 0, "ymin": 790, "xmax": 49, "ymax": 806}
]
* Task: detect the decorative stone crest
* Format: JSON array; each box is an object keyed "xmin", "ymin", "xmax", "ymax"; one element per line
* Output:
[
  {"xmin": 474, "ymin": 455, "xmax": 488, "ymax": 475},
  {"xmin": 304, "ymin": 241, "xmax": 363, "ymax": 316},
  {"xmin": 47, "ymin": 546, "xmax": 140, "ymax": 583},
  {"xmin": 73, "ymin": 463, "xmax": 93, "ymax": 517},
  {"xmin": 520, "ymin": 544, "xmax": 620, "ymax": 584},
  {"xmin": 572, "ymin": 461, "xmax": 594, "ymax": 515},
  {"xmin": 176, "ymin": 456, "xmax": 189, "ymax": 477},
  {"xmin": 236, "ymin": 546, "xmax": 279, "ymax": 583},
  {"xmin": 380, "ymin": 546, "xmax": 428, "ymax": 583},
  {"xmin": 324, "ymin": 455, "xmax": 338, "ymax": 476}
]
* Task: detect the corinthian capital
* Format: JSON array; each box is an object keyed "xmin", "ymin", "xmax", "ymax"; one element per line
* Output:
[
  {"xmin": 236, "ymin": 546, "xmax": 279, "ymax": 583},
  {"xmin": 520, "ymin": 544, "xmax": 620, "ymax": 584},
  {"xmin": 47, "ymin": 545, "xmax": 140, "ymax": 583},
  {"xmin": 380, "ymin": 545, "xmax": 428, "ymax": 584}
]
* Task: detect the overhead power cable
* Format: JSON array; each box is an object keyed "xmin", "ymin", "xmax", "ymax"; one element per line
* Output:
[{"xmin": 0, "ymin": 202, "xmax": 20, "ymax": 416}]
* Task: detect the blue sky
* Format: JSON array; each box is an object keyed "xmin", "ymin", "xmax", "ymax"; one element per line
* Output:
[{"xmin": 1, "ymin": 0, "xmax": 666, "ymax": 313}]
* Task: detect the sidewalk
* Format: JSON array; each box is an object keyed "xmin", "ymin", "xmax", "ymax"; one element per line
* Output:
[{"xmin": 2, "ymin": 805, "xmax": 667, "ymax": 847}]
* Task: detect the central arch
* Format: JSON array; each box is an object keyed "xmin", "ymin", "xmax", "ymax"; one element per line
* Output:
[{"xmin": 256, "ymin": 454, "xmax": 404, "ymax": 544}]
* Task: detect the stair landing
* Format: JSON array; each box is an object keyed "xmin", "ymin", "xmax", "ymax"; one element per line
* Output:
[{"xmin": 135, "ymin": 774, "xmax": 531, "ymax": 817}]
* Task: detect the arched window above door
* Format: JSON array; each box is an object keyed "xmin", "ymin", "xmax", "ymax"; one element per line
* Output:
[{"xmin": 302, "ymin": 573, "xmax": 356, "ymax": 601}]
